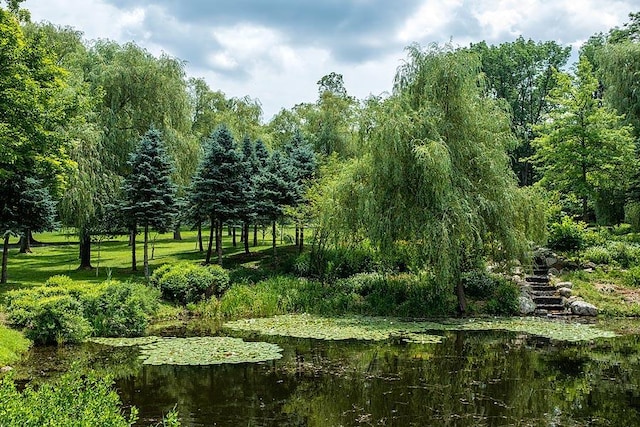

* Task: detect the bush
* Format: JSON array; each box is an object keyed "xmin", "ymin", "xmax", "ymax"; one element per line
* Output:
[
  {"xmin": 7, "ymin": 293, "xmax": 91, "ymax": 345},
  {"xmin": 5, "ymin": 278, "xmax": 161, "ymax": 344},
  {"xmin": 303, "ymin": 247, "xmax": 376, "ymax": 280},
  {"xmin": 83, "ymin": 281, "xmax": 160, "ymax": 337},
  {"xmin": 154, "ymin": 262, "xmax": 230, "ymax": 304},
  {"xmin": 44, "ymin": 275, "xmax": 76, "ymax": 288},
  {"xmin": 548, "ymin": 216, "xmax": 587, "ymax": 251},
  {"xmin": 582, "ymin": 246, "xmax": 613, "ymax": 265},
  {"xmin": 461, "ymin": 271, "xmax": 495, "ymax": 298},
  {"xmin": 605, "ymin": 241, "xmax": 640, "ymax": 268},
  {"xmin": 486, "ymin": 278, "xmax": 519, "ymax": 316},
  {"xmin": 0, "ymin": 372, "xmax": 138, "ymax": 426},
  {"xmin": 625, "ymin": 267, "xmax": 640, "ymax": 287}
]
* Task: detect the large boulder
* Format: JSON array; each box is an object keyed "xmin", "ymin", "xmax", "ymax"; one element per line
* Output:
[
  {"xmin": 558, "ymin": 287, "xmax": 572, "ymax": 298},
  {"xmin": 570, "ymin": 300, "xmax": 598, "ymax": 316},
  {"xmin": 519, "ymin": 293, "xmax": 536, "ymax": 315},
  {"xmin": 556, "ymin": 281, "xmax": 573, "ymax": 289}
]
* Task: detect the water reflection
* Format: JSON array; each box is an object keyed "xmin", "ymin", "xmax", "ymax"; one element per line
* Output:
[{"xmin": 12, "ymin": 326, "xmax": 640, "ymax": 426}]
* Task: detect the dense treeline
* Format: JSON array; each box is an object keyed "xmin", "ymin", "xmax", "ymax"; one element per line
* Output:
[{"xmin": 1, "ymin": 1, "xmax": 640, "ymax": 311}]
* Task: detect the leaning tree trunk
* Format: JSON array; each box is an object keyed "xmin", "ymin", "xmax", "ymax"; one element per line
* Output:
[
  {"xmin": 143, "ymin": 224, "xmax": 150, "ymax": 280},
  {"xmin": 217, "ymin": 220, "xmax": 223, "ymax": 265},
  {"xmin": 130, "ymin": 227, "xmax": 137, "ymax": 271},
  {"xmin": 205, "ymin": 217, "xmax": 215, "ymax": 264},
  {"xmin": 79, "ymin": 229, "xmax": 92, "ymax": 270},
  {"xmin": 1, "ymin": 234, "xmax": 9, "ymax": 284}
]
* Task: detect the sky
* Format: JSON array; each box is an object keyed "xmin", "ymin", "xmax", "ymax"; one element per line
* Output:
[{"xmin": 26, "ymin": 0, "xmax": 638, "ymax": 121}]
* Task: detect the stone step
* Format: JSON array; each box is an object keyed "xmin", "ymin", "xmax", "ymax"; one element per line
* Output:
[
  {"xmin": 533, "ymin": 269, "xmax": 549, "ymax": 276},
  {"xmin": 533, "ymin": 296, "xmax": 563, "ymax": 305},
  {"xmin": 530, "ymin": 285, "xmax": 555, "ymax": 292},
  {"xmin": 531, "ymin": 290, "xmax": 556, "ymax": 297},
  {"xmin": 525, "ymin": 275, "xmax": 550, "ymax": 284},
  {"xmin": 535, "ymin": 304, "xmax": 566, "ymax": 312}
]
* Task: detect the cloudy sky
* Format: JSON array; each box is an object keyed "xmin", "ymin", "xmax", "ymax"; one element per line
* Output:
[{"xmin": 26, "ymin": 0, "xmax": 637, "ymax": 120}]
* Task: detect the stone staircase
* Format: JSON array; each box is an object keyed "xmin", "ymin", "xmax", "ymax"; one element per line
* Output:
[{"xmin": 525, "ymin": 262, "xmax": 566, "ymax": 315}]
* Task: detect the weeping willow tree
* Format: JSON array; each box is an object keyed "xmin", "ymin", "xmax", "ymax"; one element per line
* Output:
[{"xmin": 315, "ymin": 44, "xmax": 543, "ymax": 313}]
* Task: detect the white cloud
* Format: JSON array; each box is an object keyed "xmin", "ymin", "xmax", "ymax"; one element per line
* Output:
[{"xmin": 397, "ymin": 0, "xmax": 463, "ymax": 42}]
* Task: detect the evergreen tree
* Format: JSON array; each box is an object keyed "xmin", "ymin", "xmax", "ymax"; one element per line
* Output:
[
  {"xmin": 189, "ymin": 125, "xmax": 243, "ymax": 264},
  {"xmin": 238, "ymin": 136, "xmax": 257, "ymax": 254},
  {"xmin": 1, "ymin": 177, "xmax": 57, "ymax": 284},
  {"xmin": 121, "ymin": 127, "xmax": 177, "ymax": 279}
]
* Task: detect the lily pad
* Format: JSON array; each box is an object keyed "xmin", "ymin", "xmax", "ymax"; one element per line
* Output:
[
  {"xmin": 89, "ymin": 336, "xmax": 283, "ymax": 365},
  {"xmin": 224, "ymin": 314, "xmax": 444, "ymax": 343},
  {"xmin": 224, "ymin": 314, "xmax": 617, "ymax": 343}
]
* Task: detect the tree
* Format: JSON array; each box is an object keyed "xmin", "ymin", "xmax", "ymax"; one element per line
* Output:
[
  {"xmin": 1, "ymin": 177, "xmax": 57, "ymax": 284},
  {"xmin": 532, "ymin": 57, "xmax": 635, "ymax": 223},
  {"xmin": 121, "ymin": 127, "xmax": 178, "ymax": 279},
  {"xmin": 316, "ymin": 44, "xmax": 539, "ymax": 313},
  {"xmin": 469, "ymin": 37, "xmax": 571, "ymax": 186},
  {"xmin": 189, "ymin": 125, "xmax": 244, "ymax": 264}
]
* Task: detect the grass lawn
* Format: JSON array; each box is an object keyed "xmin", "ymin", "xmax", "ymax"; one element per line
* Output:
[
  {"xmin": 0, "ymin": 323, "xmax": 31, "ymax": 366},
  {"xmin": 1, "ymin": 226, "xmax": 300, "ymax": 294}
]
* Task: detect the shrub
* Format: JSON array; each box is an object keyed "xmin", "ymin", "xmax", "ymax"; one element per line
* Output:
[
  {"xmin": 83, "ymin": 281, "xmax": 160, "ymax": 337},
  {"xmin": 44, "ymin": 275, "xmax": 75, "ymax": 288},
  {"xmin": 0, "ymin": 372, "xmax": 138, "ymax": 426},
  {"xmin": 155, "ymin": 262, "xmax": 230, "ymax": 304},
  {"xmin": 461, "ymin": 270, "xmax": 495, "ymax": 298},
  {"xmin": 548, "ymin": 216, "xmax": 587, "ymax": 251},
  {"xmin": 486, "ymin": 278, "xmax": 519, "ymax": 316},
  {"xmin": 625, "ymin": 267, "xmax": 640, "ymax": 287},
  {"xmin": 304, "ymin": 247, "xmax": 376, "ymax": 280},
  {"xmin": 605, "ymin": 241, "xmax": 640, "ymax": 268},
  {"xmin": 582, "ymin": 246, "xmax": 613, "ymax": 265},
  {"xmin": 7, "ymin": 293, "xmax": 91, "ymax": 345}
]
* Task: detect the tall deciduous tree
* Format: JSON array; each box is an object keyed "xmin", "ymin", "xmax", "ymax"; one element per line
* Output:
[
  {"xmin": 469, "ymin": 37, "xmax": 571, "ymax": 186},
  {"xmin": 532, "ymin": 57, "xmax": 635, "ymax": 223},
  {"xmin": 190, "ymin": 125, "xmax": 244, "ymax": 264},
  {"xmin": 121, "ymin": 127, "xmax": 177, "ymax": 279}
]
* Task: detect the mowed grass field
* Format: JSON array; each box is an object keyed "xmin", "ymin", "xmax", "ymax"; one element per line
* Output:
[{"xmin": 1, "ymin": 226, "xmax": 298, "ymax": 292}]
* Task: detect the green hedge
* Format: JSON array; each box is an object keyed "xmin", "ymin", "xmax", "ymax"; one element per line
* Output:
[{"xmin": 150, "ymin": 262, "xmax": 230, "ymax": 304}]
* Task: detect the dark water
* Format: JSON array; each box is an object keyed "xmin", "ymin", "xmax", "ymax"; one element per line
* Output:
[{"xmin": 13, "ymin": 324, "xmax": 640, "ymax": 426}]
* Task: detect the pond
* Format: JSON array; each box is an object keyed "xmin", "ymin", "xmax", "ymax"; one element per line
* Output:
[{"xmin": 11, "ymin": 317, "xmax": 640, "ymax": 426}]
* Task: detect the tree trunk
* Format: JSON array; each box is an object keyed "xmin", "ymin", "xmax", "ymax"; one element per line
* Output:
[
  {"xmin": 232, "ymin": 226, "xmax": 237, "ymax": 247},
  {"xmin": 295, "ymin": 226, "xmax": 299, "ymax": 246},
  {"xmin": 299, "ymin": 226, "xmax": 304, "ymax": 253},
  {"xmin": 173, "ymin": 224, "xmax": 182, "ymax": 240},
  {"xmin": 28, "ymin": 230, "xmax": 41, "ymax": 245},
  {"xmin": 272, "ymin": 220, "xmax": 277, "ymax": 258},
  {"xmin": 582, "ymin": 196, "xmax": 589, "ymax": 223},
  {"xmin": 217, "ymin": 220, "xmax": 223, "ymax": 265},
  {"xmin": 143, "ymin": 224, "xmax": 149, "ymax": 280},
  {"xmin": 456, "ymin": 281, "xmax": 467, "ymax": 316},
  {"xmin": 253, "ymin": 224, "xmax": 258, "ymax": 247},
  {"xmin": 1, "ymin": 234, "xmax": 9, "ymax": 284},
  {"xmin": 197, "ymin": 222, "xmax": 204, "ymax": 252},
  {"xmin": 19, "ymin": 231, "xmax": 32, "ymax": 253},
  {"xmin": 206, "ymin": 217, "xmax": 214, "ymax": 264},
  {"xmin": 130, "ymin": 227, "xmax": 137, "ymax": 271},
  {"xmin": 243, "ymin": 222, "xmax": 250, "ymax": 254},
  {"xmin": 79, "ymin": 229, "xmax": 92, "ymax": 270}
]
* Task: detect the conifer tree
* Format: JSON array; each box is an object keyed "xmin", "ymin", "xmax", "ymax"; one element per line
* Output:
[{"xmin": 121, "ymin": 127, "xmax": 177, "ymax": 279}]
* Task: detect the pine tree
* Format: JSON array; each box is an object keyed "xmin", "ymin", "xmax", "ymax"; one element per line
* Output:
[
  {"xmin": 121, "ymin": 127, "xmax": 177, "ymax": 279},
  {"xmin": 189, "ymin": 125, "xmax": 244, "ymax": 264}
]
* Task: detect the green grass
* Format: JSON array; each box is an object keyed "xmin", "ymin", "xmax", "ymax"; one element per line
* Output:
[
  {"xmin": 562, "ymin": 269, "xmax": 640, "ymax": 316},
  {"xmin": 1, "ymin": 228, "xmax": 299, "ymax": 294},
  {"xmin": 0, "ymin": 324, "xmax": 30, "ymax": 366}
]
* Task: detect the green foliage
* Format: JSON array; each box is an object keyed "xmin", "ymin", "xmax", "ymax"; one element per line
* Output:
[
  {"xmin": 0, "ymin": 371, "xmax": 138, "ymax": 426},
  {"xmin": 153, "ymin": 262, "xmax": 230, "ymax": 304},
  {"xmin": 461, "ymin": 271, "xmax": 496, "ymax": 298},
  {"xmin": 486, "ymin": 278, "xmax": 520, "ymax": 316},
  {"xmin": 624, "ymin": 267, "xmax": 640, "ymax": 287},
  {"xmin": 582, "ymin": 246, "xmax": 613, "ymax": 265},
  {"xmin": 298, "ymin": 247, "xmax": 377, "ymax": 281},
  {"xmin": 0, "ymin": 324, "xmax": 30, "ymax": 366},
  {"xmin": 548, "ymin": 216, "xmax": 587, "ymax": 251},
  {"xmin": 5, "ymin": 277, "xmax": 160, "ymax": 343}
]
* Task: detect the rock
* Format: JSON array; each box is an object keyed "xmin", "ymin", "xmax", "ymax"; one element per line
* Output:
[
  {"xmin": 0, "ymin": 366, "xmax": 12, "ymax": 373},
  {"xmin": 519, "ymin": 293, "xmax": 536, "ymax": 315},
  {"xmin": 584, "ymin": 261, "xmax": 597, "ymax": 269},
  {"xmin": 570, "ymin": 300, "xmax": 598, "ymax": 316},
  {"xmin": 558, "ymin": 287, "xmax": 572, "ymax": 298},
  {"xmin": 545, "ymin": 257, "xmax": 558, "ymax": 267},
  {"xmin": 556, "ymin": 281, "xmax": 573, "ymax": 289},
  {"xmin": 548, "ymin": 267, "xmax": 560, "ymax": 276}
]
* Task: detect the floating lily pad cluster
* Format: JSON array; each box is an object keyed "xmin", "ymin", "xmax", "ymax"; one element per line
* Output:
[
  {"xmin": 224, "ymin": 314, "xmax": 444, "ymax": 343},
  {"xmin": 89, "ymin": 336, "xmax": 283, "ymax": 365},
  {"xmin": 224, "ymin": 314, "xmax": 618, "ymax": 343}
]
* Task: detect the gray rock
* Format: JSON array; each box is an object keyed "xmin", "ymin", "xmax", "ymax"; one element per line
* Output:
[
  {"xmin": 545, "ymin": 257, "xmax": 558, "ymax": 267},
  {"xmin": 0, "ymin": 366, "xmax": 12, "ymax": 373},
  {"xmin": 558, "ymin": 287, "xmax": 572, "ymax": 298},
  {"xmin": 584, "ymin": 261, "xmax": 597, "ymax": 269},
  {"xmin": 570, "ymin": 300, "xmax": 598, "ymax": 316},
  {"xmin": 556, "ymin": 281, "xmax": 573, "ymax": 289},
  {"xmin": 548, "ymin": 267, "xmax": 560, "ymax": 276},
  {"xmin": 519, "ymin": 294, "xmax": 536, "ymax": 315}
]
